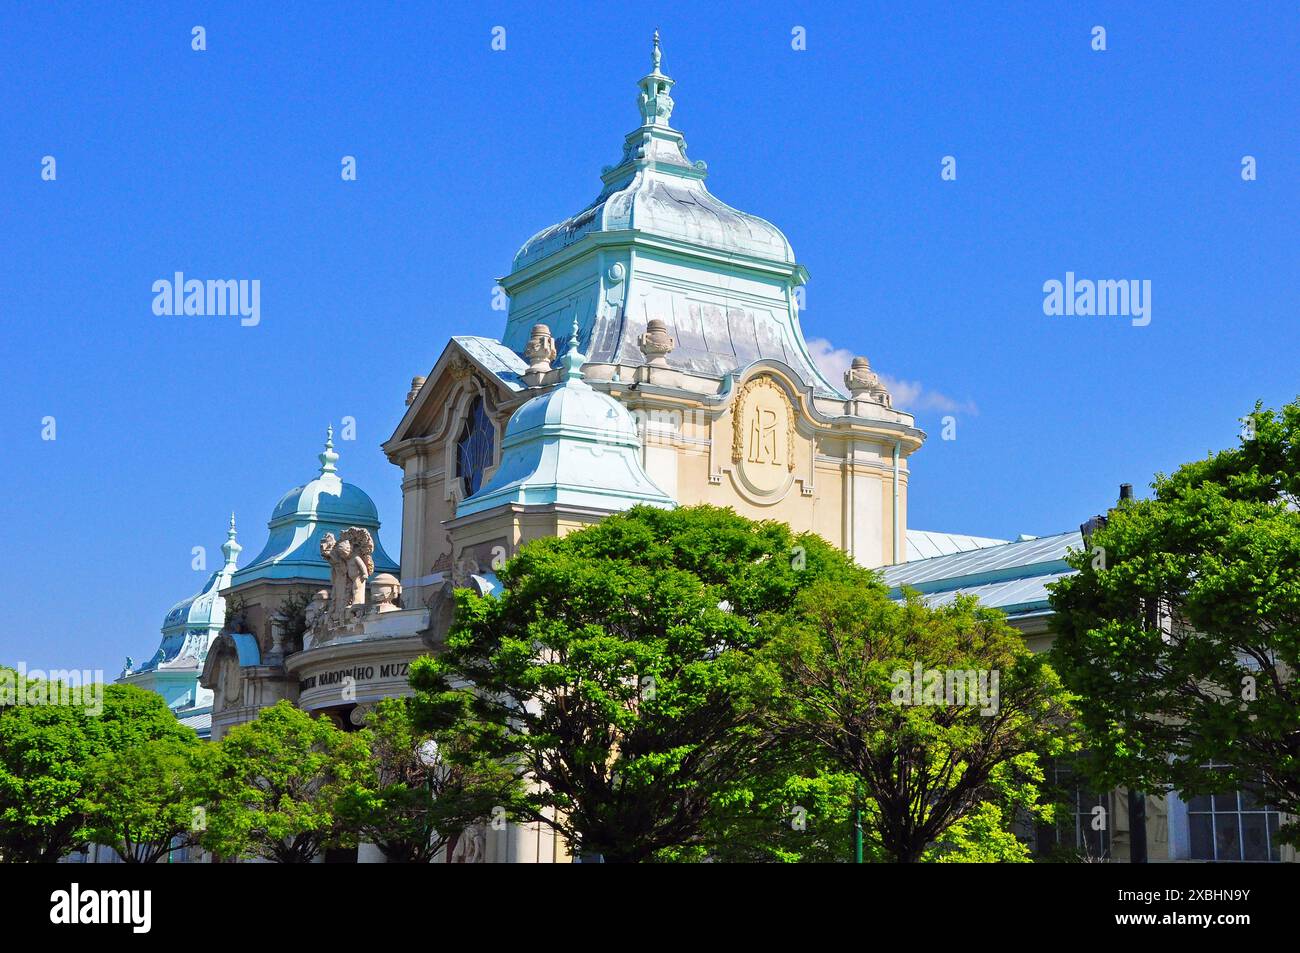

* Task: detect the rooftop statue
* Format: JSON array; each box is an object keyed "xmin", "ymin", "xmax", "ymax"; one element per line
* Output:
[{"xmin": 320, "ymin": 527, "xmax": 376, "ymax": 615}]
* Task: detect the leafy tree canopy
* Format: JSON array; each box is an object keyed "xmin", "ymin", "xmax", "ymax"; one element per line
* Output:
[
  {"xmin": 338, "ymin": 697, "xmax": 520, "ymax": 863},
  {"xmin": 199, "ymin": 701, "xmax": 371, "ymax": 863},
  {"xmin": 410, "ymin": 504, "xmax": 857, "ymax": 862},
  {"xmin": 0, "ymin": 677, "xmax": 195, "ymax": 862},
  {"xmin": 1050, "ymin": 399, "xmax": 1300, "ymax": 839},
  {"xmin": 758, "ymin": 581, "xmax": 1072, "ymax": 862}
]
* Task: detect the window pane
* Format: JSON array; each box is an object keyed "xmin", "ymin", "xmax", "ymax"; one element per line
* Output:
[
  {"xmin": 1186, "ymin": 793, "xmax": 1211, "ymax": 812},
  {"xmin": 1082, "ymin": 822, "xmax": 1107, "ymax": 858},
  {"xmin": 1213, "ymin": 791, "xmax": 1239, "ymax": 812},
  {"xmin": 1214, "ymin": 812, "xmax": 1241, "ymax": 862},
  {"xmin": 456, "ymin": 398, "xmax": 495, "ymax": 497},
  {"xmin": 1189, "ymin": 813, "xmax": 1214, "ymax": 860},
  {"xmin": 1241, "ymin": 813, "xmax": 1269, "ymax": 862},
  {"xmin": 1268, "ymin": 814, "xmax": 1280, "ymax": 863}
]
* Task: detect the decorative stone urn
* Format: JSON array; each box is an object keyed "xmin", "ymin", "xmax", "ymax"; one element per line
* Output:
[
  {"xmin": 844, "ymin": 355, "xmax": 892, "ymax": 408},
  {"xmin": 523, "ymin": 323, "xmax": 557, "ymax": 379},
  {"xmin": 638, "ymin": 318, "xmax": 675, "ymax": 367},
  {"xmin": 369, "ymin": 573, "xmax": 402, "ymax": 613},
  {"xmin": 406, "ymin": 376, "xmax": 426, "ymax": 406}
]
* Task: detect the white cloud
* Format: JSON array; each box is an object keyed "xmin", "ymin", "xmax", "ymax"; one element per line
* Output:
[{"xmin": 806, "ymin": 337, "xmax": 978, "ymax": 416}]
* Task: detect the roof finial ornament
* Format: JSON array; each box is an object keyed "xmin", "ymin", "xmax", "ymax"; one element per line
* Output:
[
  {"xmin": 638, "ymin": 29, "xmax": 674, "ymax": 127},
  {"xmin": 319, "ymin": 423, "xmax": 340, "ymax": 475},
  {"xmin": 222, "ymin": 510, "xmax": 242, "ymax": 570},
  {"xmin": 560, "ymin": 315, "xmax": 587, "ymax": 381}
]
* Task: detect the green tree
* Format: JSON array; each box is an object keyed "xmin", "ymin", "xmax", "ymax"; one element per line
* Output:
[
  {"xmin": 338, "ymin": 698, "xmax": 520, "ymax": 863},
  {"xmin": 81, "ymin": 736, "xmax": 203, "ymax": 863},
  {"xmin": 1049, "ymin": 399, "xmax": 1300, "ymax": 841},
  {"xmin": 0, "ymin": 676, "xmax": 196, "ymax": 862},
  {"xmin": 759, "ymin": 579, "xmax": 1072, "ymax": 862},
  {"xmin": 199, "ymin": 701, "xmax": 371, "ymax": 863},
  {"xmin": 410, "ymin": 504, "xmax": 855, "ymax": 863}
]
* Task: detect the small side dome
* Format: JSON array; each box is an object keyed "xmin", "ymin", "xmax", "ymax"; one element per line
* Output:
[
  {"xmin": 232, "ymin": 428, "xmax": 399, "ymax": 587},
  {"xmin": 456, "ymin": 324, "xmax": 675, "ymax": 517}
]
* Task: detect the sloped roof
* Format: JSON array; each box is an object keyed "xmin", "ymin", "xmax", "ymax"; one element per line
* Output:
[
  {"xmin": 906, "ymin": 529, "xmax": 1010, "ymax": 561},
  {"xmin": 452, "ymin": 335, "xmax": 528, "ymax": 391},
  {"xmin": 882, "ymin": 530, "xmax": 1080, "ymax": 617}
]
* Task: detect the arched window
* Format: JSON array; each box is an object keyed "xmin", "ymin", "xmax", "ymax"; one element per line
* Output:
[{"xmin": 456, "ymin": 397, "xmax": 495, "ymax": 497}]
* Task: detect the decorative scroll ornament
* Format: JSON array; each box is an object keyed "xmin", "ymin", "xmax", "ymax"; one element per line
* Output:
[{"xmin": 448, "ymin": 356, "xmax": 473, "ymax": 381}]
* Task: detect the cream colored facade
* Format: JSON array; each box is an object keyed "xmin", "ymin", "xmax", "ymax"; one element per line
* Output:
[{"xmin": 385, "ymin": 346, "xmax": 923, "ymax": 612}]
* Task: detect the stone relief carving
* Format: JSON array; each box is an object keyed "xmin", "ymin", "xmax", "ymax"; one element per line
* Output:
[
  {"xmin": 448, "ymin": 355, "xmax": 473, "ymax": 381},
  {"xmin": 731, "ymin": 376, "xmax": 795, "ymax": 471}
]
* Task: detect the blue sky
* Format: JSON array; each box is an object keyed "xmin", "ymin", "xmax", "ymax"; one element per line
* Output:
[{"xmin": 2, "ymin": 1, "xmax": 1297, "ymax": 677}]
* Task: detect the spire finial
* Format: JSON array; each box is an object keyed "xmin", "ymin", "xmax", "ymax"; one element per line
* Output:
[
  {"xmin": 222, "ymin": 510, "xmax": 242, "ymax": 570},
  {"xmin": 319, "ymin": 424, "xmax": 340, "ymax": 475},
  {"xmin": 559, "ymin": 316, "xmax": 587, "ymax": 381},
  {"xmin": 637, "ymin": 30, "xmax": 675, "ymax": 127}
]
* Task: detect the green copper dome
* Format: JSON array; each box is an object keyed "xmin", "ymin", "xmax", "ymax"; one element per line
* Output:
[
  {"xmin": 514, "ymin": 32, "xmax": 793, "ymax": 272},
  {"xmin": 232, "ymin": 427, "xmax": 398, "ymax": 586},
  {"xmin": 499, "ymin": 33, "xmax": 839, "ymax": 397},
  {"xmin": 456, "ymin": 323, "xmax": 675, "ymax": 517}
]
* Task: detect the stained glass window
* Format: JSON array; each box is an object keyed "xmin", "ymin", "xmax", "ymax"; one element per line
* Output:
[{"xmin": 456, "ymin": 397, "xmax": 494, "ymax": 497}]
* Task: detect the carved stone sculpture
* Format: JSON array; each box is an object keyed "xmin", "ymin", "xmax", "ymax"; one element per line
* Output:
[
  {"xmin": 523, "ymin": 323, "xmax": 557, "ymax": 377},
  {"xmin": 844, "ymin": 356, "xmax": 892, "ymax": 408},
  {"xmin": 450, "ymin": 825, "xmax": 487, "ymax": 864},
  {"xmin": 405, "ymin": 376, "xmax": 426, "ymax": 406},
  {"xmin": 320, "ymin": 527, "xmax": 376, "ymax": 614},
  {"xmin": 301, "ymin": 589, "xmax": 330, "ymax": 648},
  {"xmin": 638, "ymin": 318, "xmax": 675, "ymax": 367},
  {"xmin": 369, "ymin": 573, "xmax": 402, "ymax": 613}
]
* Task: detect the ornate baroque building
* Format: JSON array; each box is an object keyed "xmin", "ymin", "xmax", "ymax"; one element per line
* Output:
[
  {"xmin": 186, "ymin": 36, "xmax": 924, "ymax": 863},
  {"xmin": 105, "ymin": 36, "xmax": 1291, "ymax": 865}
]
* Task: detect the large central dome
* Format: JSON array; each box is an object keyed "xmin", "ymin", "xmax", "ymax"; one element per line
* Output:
[
  {"xmin": 513, "ymin": 36, "xmax": 793, "ymax": 271},
  {"xmin": 499, "ymin": 34, "xmax": 838, "ymax": 396}
]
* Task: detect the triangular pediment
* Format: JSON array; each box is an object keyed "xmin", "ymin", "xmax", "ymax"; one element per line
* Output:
[{"xmin": 384, "ymin": 337, "xmax": 528, "ymax": 450}]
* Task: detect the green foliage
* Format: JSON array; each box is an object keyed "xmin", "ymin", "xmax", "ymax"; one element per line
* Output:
[
  {"xmin": 82, "ymin": 736, "xmax": 203, "ymax": 863},
  {"xmin": 273, "ymin": 591, "xmax": 312, "ymax": 654},
  {"xmin": 0, "ymin": 677, "xmax": 195, "ymax": 862},
  {"xmin": 199, "ymin": 701, "xmax": 371, "ymax": 863},
  {"xmin": 758, "ymin": 579, "xmax": 1074, "ymax": 862},
  {"xmin": 410, "ymin": 504, "xmax": 856, "ymax": 862},
  {"xmin": 1049, "ymin": 398, "xmax": 1300, "ymax": 841},
  {"xmin": 338, "ymin": 697, "xmax": 520, "ymax": 863}
]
